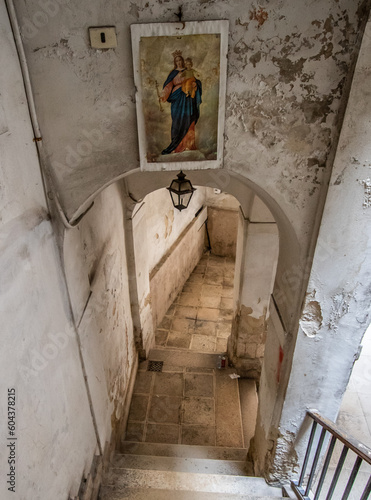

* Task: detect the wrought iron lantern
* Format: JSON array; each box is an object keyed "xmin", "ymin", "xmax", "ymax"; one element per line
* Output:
[{"xmin": 167, "ymin": 171, "xmax": 196, "ymax": 211}]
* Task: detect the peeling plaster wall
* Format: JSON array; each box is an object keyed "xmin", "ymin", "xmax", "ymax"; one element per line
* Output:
[
  {"xmin": 254, "ymin": 18, "xmax": 371, "ymax": 481},
  {"xmin": 0, "ymin": 6, "xmax": 97, "ymax": 498},
  {"xmin": 133, "ymin": 187, "xmax": 206, "ymax": 335},
  {"xmin": 229, "ymin": 195, "xmax": 279, "ymax": 378},
  {"xmin": 63, "ymin": 182, "xmax": 136, "ymax": 448},
  {"xmin": 12, "ymin": 0, "xmax": 368, "ymax": 238}
]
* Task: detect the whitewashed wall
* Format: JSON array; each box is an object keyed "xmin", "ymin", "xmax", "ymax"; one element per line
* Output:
[
  {"xmin": 0, "ymin": 4, "xmax": 97, "ymax": 498},
  {"xmin": 63, "ymin": 182, "xmax": 137, "ymax": 451}
]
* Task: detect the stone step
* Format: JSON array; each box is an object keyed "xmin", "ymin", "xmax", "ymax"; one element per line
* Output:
[
  {"xmin": 112, "ymin": 454, "xmax": 249, "ymax": 476},
  {"xmin": 100, "ymin": 486, "xmax": 285, "ymax": 500},
  {"xmin": 119, "ymin": 441, "xmax": 248, "ymax": 461},
  {"xmin": 104, "ymin": 469, "xmax": 284, "ymax": 497}
]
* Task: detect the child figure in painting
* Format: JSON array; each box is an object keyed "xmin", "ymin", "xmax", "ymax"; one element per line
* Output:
[
  {"xmin": 160, "ymin": 51, "xmax": 202, "ymax": 155},
  {"xmin": 181, "ymin": 58, "xmax": 200, "ymax": 99}
]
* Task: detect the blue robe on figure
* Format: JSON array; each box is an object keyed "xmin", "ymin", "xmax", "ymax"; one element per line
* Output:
[{"xmin": 161, "ymin": 69, "xmax": 202, "ymax": 155}]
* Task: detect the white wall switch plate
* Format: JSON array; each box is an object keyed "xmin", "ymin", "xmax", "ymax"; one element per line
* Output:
[{"xmin": 89, "ymin": 27, "xmax": 117, "ymax": 49}]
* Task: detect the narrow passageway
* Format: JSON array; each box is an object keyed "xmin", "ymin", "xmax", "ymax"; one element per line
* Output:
[
  {"xmin": 155, "ymin": 252, "xmax": 235, "ymax": 353},
  {"xmin": 124, "ymin": 251, "xmax": 258, "ymax": 452}
]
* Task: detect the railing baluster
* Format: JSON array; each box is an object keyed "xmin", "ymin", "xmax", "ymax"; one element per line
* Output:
[
  {"xmin": 314, "ymin": 435, "xmax": 337, "ymax": 500},
  {"xmin": 299, "ymin": 420, "xmax": 318, "ymax": 487},
  {"xmin": 305, "ymin": 427, "xmax": 327, "ymax": 496},
  {"xmin": 325, "ymin": 445, "xmax": 348, "ymax": 500},
  {"xmin": 291, "ymin": 411, "xmax": 371, "ymax": 500},
  {"xmin": 360, "ymin": 474, "xmax": 371, "ymax": 500},
  {"xmin": 341, "ymin": 455, "xmax": 362, "ymax": 500}
]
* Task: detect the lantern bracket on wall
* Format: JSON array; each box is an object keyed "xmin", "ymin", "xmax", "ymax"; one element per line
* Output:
[{"xmin": 167, "ymin": 171, "xmax": 196, "ymax": 211}]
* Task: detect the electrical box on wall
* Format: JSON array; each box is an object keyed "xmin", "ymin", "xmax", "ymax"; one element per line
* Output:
[{"xmin": 89, "ymin": 27, "xmax": 117, "ymax": 49}]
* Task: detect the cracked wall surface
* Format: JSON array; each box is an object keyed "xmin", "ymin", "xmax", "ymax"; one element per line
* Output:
[
  {"xmin": 259, "ymin": 16, "xmax": 371, "ymax": 480},
  {"xmin": 13, "ymin": 0, "xmax": 368, "ymax": 227}
]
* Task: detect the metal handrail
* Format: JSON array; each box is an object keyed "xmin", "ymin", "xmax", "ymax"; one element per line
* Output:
[{"xmin": 291, "ymin": 409, "xmax": 371, "ymax": 500}]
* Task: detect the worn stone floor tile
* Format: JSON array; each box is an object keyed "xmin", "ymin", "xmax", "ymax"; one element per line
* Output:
[
  {"xmin": 191, "ymin": 335, "xmax": 217, "ymax": 352},
  {"xmin": 194, "ymin": 320, "xmax": 217, "ymax": 337},
  {"xmin": 183, "ymin": 397, "xmax": 215, "ymax": 425},
  {"xmin": 167, "ymin": 331, "xmax": 192, "ymax": 349},
  {"xmin": 128, "ymin": 394, "xmax": 149, "ymax": 422},
  {"xmin": 215, "ymin": 372, "xmax": 244, "ymax": 448},
  {"xmin": 125, "ymin": 422, "xmax": 145, "ymax": 442},
  {"xmin": 199, "ymin": 295, "xmax": 221, "ymax": 308},
  {"xmin": 153, "ymin": 372, "xmax": 183, "ymax": 397},
  {"xmin": 138, "ymin": 360, "xmax": 149, "ymax": 372},
  {"xmin": 145, "ymin": 423, "xmax": 180, "ymax": 444},
  {"xmin": 217, "ymin": 322, "xmax": 232, "ymax": 338},
  {"xmin": 204, "ymin": 275, "xmax": 224, "ymax": 286},
  {"xmin": 349, "ymin": 355, "xmax": 371, "ymax": 395},
  {"xmin": 216, "ymin": 337, "xmax": 228, "ymax": 352},
  {"xmin": 221, "ymin": 286, "xmax": 234, "ymax": 298},
  {"xmin": 161, "ymin": 365, "xmax": 185, "ymax": 373},
  {"xmin": 208, "ymin": 255, "xmax": 224, "ymax": 264},
  {"xmin": 199, "ymin": 254, "xmax": 210, "ymax": 263},
  {"xmin": 148, "ymin": 395, "xmax": 182, "ymax": 424},
  {"xmin": 155, "ymin": 330, "xmax": 168, "ymax": 347},
  {"xmin": 172, "ymin": 317, "xmax": 196, "ymax": 333},
  {"xmin": 202, "ymin": 285, "xmax": 223, "ymax": 297},
  {"xmin": 186, "ymin": 367, "xmax": 215, "ymax": 374},
  {"xmin": 220, "ymin": 297, "xmax": 234, "ymax": 310},
  {"xmin": 181, "ymin": 425, "xmax": 216, "ymax": 446},
  {"xmin": 335, "ymin": 411, "xmax": 371, "ymax": 450},
  {"xmin": 184, "ymin": 373, "xmax": 214, "ymax": 398},
  {"xmin": 174, "ymin": 305, "xmax": 198, "ymax": 319},
  {"xmin": 182, "ymin": 283, "xmax": 202, "ymax": 295},
  {"xmin": 193, "ymin": 264, "xmax": 206, "ymax": 274},
  {"xmin": 188, "ymin": 273, "xmax": 204, "ymax": 283},
  {"xmin": 206, "ymin": 266, "xmax": 223, "ymax": 276},
  {"xmin": 198, "ymin": 307, "xmax": 220, "ymax": 321},
  {"xmin": 178, "ymin": 293, "xmax": 200, "ymax": 307},
  {"xmin": 158, "ymin": 316, "xmax": 172, "ymax": 330},
  {"xmin": 223, "ymin": 277, "xmax": 234, "ymax": 287},
  {"xmin": 219, "ymin": 309, "xmax": 233, "ymax": 321},
  {"xmin": 133, "ymin": 371, "xmax": 153, "ymax": 394}
]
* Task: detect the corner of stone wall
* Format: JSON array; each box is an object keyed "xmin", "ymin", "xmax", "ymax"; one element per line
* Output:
[
  {"xmin": 248, "ymin": 422, "xmax": 299, "ymax": 486},
  {"xmin": 227, "ymin": 305, "xmax": 267, "ymax": 380}
]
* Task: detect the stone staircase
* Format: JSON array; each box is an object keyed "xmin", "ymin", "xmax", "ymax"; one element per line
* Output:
[
  {"xmin": 99, "ymin": 441, "xmax": 285, "ymax": 499},
  {"xmin": 99, "ymin": 348, "xmax": 286, "ymax": 499}
]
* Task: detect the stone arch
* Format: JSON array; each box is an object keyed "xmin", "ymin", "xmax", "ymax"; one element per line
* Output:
[{"xmin": 65, "ymin": 167, "xmax": 304, "ymax": 475}]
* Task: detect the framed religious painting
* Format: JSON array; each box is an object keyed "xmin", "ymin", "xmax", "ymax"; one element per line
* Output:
[{"xmin": 131, "ymin": 20, "xmax": 228, "ymax": 171}]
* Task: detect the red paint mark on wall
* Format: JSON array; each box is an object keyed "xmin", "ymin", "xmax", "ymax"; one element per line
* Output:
[
  {"xmin": 277, "ymin": 346, "xmax": 284, "ymax": 384},
  {"xmin": 249, "ymin": 7, "xmax": 268, "ymax": 27}
]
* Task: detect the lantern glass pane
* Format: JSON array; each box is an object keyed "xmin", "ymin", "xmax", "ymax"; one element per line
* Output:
[
  {"xmin": 180, "ymin": 180, "xmax": 192, "ymax": 192},
  {"xmin": 180, "ymin": 192, "xmax": 192, "ymax": 207},
  {"xmin": 170, "ymin": 190, "xmax": 179, "ymax": 207},
  {"xmin": 169, "ymin": 180, "xmax": 179, "ymax": 193}
]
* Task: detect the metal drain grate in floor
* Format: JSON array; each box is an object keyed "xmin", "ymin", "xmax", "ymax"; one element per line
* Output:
[{"xmin": 147, "ymin": 360, "xmax": 164, "ymax": 372}]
